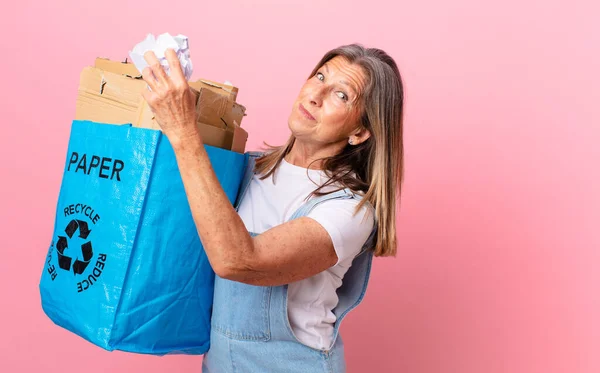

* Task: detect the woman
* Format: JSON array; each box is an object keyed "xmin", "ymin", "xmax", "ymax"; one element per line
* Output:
[{"xmin": 141, "ymin": 44, "xmax": 404, "ymax": 372}]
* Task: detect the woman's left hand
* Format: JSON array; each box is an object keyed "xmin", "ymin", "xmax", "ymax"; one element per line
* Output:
[{"xmin": 141, "ymin": 49, "xmax": 199, "ymax": 146}]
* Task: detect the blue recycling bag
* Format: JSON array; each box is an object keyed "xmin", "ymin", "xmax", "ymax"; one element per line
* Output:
[{"xmin": 39, "ymin": 120, "xmax": 248, "ymax": 355}]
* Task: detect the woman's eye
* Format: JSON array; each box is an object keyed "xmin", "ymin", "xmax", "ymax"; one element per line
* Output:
[
  {"xmin": 316, "ymin": 72, "xmax": 324, "ymax": 81},
  {"xmin": 336, "ymin": 91, "xmax": 348, "ymax": 101}
]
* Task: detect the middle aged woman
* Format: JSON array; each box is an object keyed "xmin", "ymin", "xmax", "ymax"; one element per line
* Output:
[{"xmin": 141, "ymin": 43, "xmax": 404, "ymax": 372}]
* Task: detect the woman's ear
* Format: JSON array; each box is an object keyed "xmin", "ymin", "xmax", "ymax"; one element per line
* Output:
[{"xmin": 349, "ymin": 127, "xmax": 371, "ymax": 146}]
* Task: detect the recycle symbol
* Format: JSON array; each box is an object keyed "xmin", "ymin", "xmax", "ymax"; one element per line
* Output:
[{"xmin": 56, "ymin": 219, "xmax": 94, "ymax": 275}]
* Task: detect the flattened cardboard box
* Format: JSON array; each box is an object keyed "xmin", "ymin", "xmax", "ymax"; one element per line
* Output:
[
  {"xmin": 94, "ymin": 58, "xmax": 240, "ymax": 102},
  {"xmin": 78, "ymin": 64, "xmax": 246, "ymax": 129},
  {"xmin": 75, "ymin": 63, "xmax": 247, "ymax": 153}
]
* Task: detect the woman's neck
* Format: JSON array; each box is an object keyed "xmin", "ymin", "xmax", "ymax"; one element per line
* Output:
[{"xmin": 284, "ymin": 140, "xmax": 345, "ymax": 169}]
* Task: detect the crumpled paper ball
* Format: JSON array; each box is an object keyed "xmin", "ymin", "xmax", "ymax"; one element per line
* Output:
[{"xmin": 129, "ymin": 33, "xmax": 193, "ymax": 81}]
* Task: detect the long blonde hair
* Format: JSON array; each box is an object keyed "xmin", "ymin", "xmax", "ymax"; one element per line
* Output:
[{"xmin": 255, "ymin": 44, "xmax": 404, "ymax": 257}]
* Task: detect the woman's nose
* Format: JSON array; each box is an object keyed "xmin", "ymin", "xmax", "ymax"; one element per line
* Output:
[{"xmin": 308, "ymin": 87, "xmax": 325, "ymax": 107}]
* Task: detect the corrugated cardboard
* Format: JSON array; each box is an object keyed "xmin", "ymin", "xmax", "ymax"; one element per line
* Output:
[
  {"xmin": 197, "ymin": 122, "xmax": 248, "ymax": 154},
  {"xmin": 90, "ymin": 59, "xmax": 246, "ymax": 130},
  {"xmin": 229, "ymin": 124, "xmax": 248, "ymax": 154},
  {"xmin": 94, "ymin": 58, "xmax": 240, "ymax": 102},
  {"xmin": 196, "ymin": 88, "xmax": 245, "ymax": 130},
  {"xmin": 75, "ymin": 63, "xmax": 248, "ymax": 153},
  {"xmin": 190, "ymin": 79, "xmax": 238, "ymax": 102},
  {"xmin": 94, "ymin": 58, "xmax": 141, "ymax": 78},
  {"xmin": 189, "ymin": 79, "xmax": 238, "ymax": 102},
  {"xmin": 75, "ymin": 67, "xmax": 144, "ymax": 127}
]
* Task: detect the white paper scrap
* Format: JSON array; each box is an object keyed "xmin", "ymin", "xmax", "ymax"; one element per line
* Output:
[{"xmin": 129, "ymin": 33, "xmax": 193, "ymax": 81}]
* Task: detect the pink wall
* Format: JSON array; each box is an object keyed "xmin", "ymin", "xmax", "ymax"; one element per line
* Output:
[{"xmin": 1, "ymin": 0, "xmax": 598, "ymax": 372}]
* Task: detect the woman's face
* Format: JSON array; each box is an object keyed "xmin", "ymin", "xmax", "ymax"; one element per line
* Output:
[{"xmin": 288, "ymin": 56, "xmax": 368, "ymax": 146}]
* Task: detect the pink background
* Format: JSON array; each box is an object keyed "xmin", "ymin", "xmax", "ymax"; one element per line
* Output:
[{"xmin": 1, "ymin": 0, "xmax": 598, "ymax": 372}]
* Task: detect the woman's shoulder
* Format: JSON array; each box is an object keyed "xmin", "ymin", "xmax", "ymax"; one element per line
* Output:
[
  {"xmin": 304, "ymin": 194, "xmax": 375, "ymax": 265},
  {"xmin": 310, "ymin": 192, "xmax": 374, "ymax": 220}
]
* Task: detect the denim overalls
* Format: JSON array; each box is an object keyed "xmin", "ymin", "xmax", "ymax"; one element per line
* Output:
[{"xmin": 202, "ymin": 153, "xmax": 376, "ymax": 373}]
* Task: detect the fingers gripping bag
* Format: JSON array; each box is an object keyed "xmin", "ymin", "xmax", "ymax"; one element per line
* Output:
[{"xmin": 39, "ymin": 120, "xmax": 248, "ymax": 354}]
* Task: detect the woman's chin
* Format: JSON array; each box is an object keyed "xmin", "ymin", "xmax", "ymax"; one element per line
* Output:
[{"xmin": 289, "ymin": 122, "xmax": 314, "ymax": 139}]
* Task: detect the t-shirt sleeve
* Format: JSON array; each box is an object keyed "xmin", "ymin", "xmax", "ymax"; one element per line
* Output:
[{"xmin": 306, "ymin": 198, "xmax": 375, "ymax": 266}]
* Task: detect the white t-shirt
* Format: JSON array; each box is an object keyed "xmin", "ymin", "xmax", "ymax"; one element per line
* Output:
[{"xmin": 236, "ymin": 158, "xmax": 374, "ymax": 350}]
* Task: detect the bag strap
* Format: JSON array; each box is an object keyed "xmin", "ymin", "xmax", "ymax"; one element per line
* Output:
[{"xmin": 234, "ymin": 151, "xmax": 265, "ymax": 210}]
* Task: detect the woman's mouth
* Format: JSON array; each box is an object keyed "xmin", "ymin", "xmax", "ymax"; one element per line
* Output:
[{"xmin": 298, "ymin": 104, "xmax": 316, "ymax": 121}]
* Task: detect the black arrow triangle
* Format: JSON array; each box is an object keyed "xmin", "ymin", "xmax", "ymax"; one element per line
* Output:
[
  {"xmin": 73, "ymin": 242, "xmax": 94, "ymax": 275},
  {"xmin": 72, "ymin": 260, "xmax": 87, "ymax": 275},
  {"xmin": 65, "ymin": 220, "xmax": 79, "ymax": 239},
  {"xmin": 81, "ymin": 241, "xmax": 93, "ymax": 261},
  {"xmin": 77, "ymin": 220, "xmax": 92, "ymax": 239},
  {"xmin": 56, "ymin": 236, "xmax": 72, "ymax": 271},
  {"xmin": 56, "ymin": 236, "xmax": 68, "ymax": 254}
]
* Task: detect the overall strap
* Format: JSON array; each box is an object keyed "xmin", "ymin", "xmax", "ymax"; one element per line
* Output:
[{"xmin": 288, "ymin": 188, "xmax": 355, "ymax": 220}]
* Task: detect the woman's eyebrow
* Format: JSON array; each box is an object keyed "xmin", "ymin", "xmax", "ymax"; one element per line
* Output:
[
  {"xmin": 323, "ymin": 63, "xmax": 358, "ymax": 95},
  {"xmin": 339, "ymin": 80, "xmax": 358, "ymax": 95}
]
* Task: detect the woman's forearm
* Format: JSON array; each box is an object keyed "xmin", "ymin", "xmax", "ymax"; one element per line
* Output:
[
  {"xmin": 137, "ymin": 50, "xmax": 255, "ymax": 276},
  {"xmin": 170, "ymin": 128, "xmax": 254, "ymax": 275}
]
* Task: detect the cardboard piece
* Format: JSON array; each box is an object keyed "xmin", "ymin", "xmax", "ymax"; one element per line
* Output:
[
  {"xmin": 91, "ymin": 59, "xmax": 246, "ymax": 130},
  {"xmin": 196, "ymin": 122, "xmax": 248, "ymax": 154},
  {"xmin": 75, "ymin": 61, "xmax": 248, "ymax": 153},
  {"xmin": 196, "ymin": 88, "xmax": 243, "ymax": 130},
  {"xmin": 94, "ymin": 58, "xmax": 240, "ymax": 102},
  {"xmin": 189, "ymin": 79, "xmax": 238, "ymax": 102},
  {"xmin": 75, "ymin": 67, "xmax": 143, "ymax": 127},
  {"xmin": 229, "ymin": 124, "xmax": 248, "ymax": 154},
  {"xmin": 94, "ymin": 58, "xmax": 141, "ymax": 78}
]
